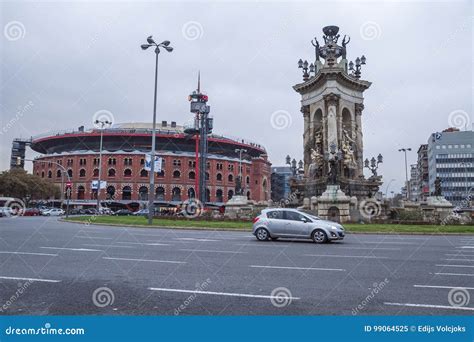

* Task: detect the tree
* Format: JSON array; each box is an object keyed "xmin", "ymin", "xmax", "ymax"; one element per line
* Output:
[{"xmin": 0, "ymin": 169, "xmax": 60, "ymax": 202}]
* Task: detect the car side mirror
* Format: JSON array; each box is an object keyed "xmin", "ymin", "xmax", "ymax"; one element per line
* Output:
[{"xmin": 301, "ymin": 217, "xmax": 308, "ymax": 223}]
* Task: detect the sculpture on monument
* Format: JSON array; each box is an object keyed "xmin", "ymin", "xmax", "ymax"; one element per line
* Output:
[{"xmin": 293, "ymin": 25, "xmax": 383, "ymax": 222}]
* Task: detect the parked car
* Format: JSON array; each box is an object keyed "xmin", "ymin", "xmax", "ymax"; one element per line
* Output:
[
  {"xmin": 99, "ymin": 207, "xmax": 113, "ymax": 215},
  {"xmin": 42, "ymin": 208, "xmax": 65, "ymax": 216},
  {"xmin": 113, "ymin": 209, "xmax": 133, "ymax": 216},
  {"xmin": 23, "ymin": 208, "xmax": 41, "ymax": 216},
  {"xmin": 133, "ymin": 209, "xmax": 149, "ymax": 216},
  {"xmin": 40, "ymin": 207, "xmax": 53, "ymax": 215},
  {"xmin": 252, "ymin": 208, "xmax": 345, "ymax": 243},
  {"xmin": 0, "ymin": 207, "xmax": 14, "ymax": 217}
]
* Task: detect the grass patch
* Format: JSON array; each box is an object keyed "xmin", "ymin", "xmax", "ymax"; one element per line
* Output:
[{"xmin": 64, "ymin": 216, "xmax": 474, "ymax": 234}]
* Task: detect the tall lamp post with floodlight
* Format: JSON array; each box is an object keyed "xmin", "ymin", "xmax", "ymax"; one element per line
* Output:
[
  {"xmin": 95, "ymin": 119, "xmax": 112, "ymax": 211},
  {"xmin": 235, "ymin": 148, "xmax": 247, "ymax": 195},
  {"xmin": 398, "ymin": 148, "xmax": 412, "ymax": 200},
  {"xmin": 141, "ymin": 36, "xmax": 173, "ymax": 225}
]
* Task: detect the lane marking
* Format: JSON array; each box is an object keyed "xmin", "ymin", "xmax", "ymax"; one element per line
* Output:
[
  {"xmin": 436, "ymin": 264, "xmax": 474, "ymax": 268},
  {"xmin": 435, "ymin": 272, "xmax": 474, "ymax": 277},
  {"xmin": 384, "ymin": 302, "xmax": 474, "ymax": 311},
  {"xmin": 459, "ymin": 246, "xmax": 474, "ymax": 249},
  {"xmin": 83, "ymin": 244, "xmax": 134, "ymax": 249},
  {"xmin": 414, "ymin": 285, "xmax": 474, "ymax": 290},
  {"xmin": 0, "ymin": 251, "xmax": 57, "ymax": 257},
  {"xmin": 0, "ymin": 276, "xmax": 61, "ymax": 283},
  {"xmin": 179, "ymin": 249, "xmax": 246, "ymax": 254},
  {"xmin": 115, "ymin": 242, "xmax": 171, "ymax": 246},
  {"xmin": 359, "ymin": 242, "xmax": 417, "ymax": 245},
  {"xmin": 175, "ymin": 238, "xmax": 220, "ymax": 242},
  {"xmin": 103, "ymin": 257, "xmax": 185, "ymax": 264},
  {"xmin": 250, "ymin": 265, "xmax": 345, "ymax": 272},
  {"xmin": 40, "ymin": 247, "xmax": 102, "ymax": 252},
  {"xmin": 444, "ymin": 258, "xmax": 474, "ymax": 262},
  {"xmin": 305, "ymin": 254, "xmax": 388, "ymax": 259},
  {"xmin": 148, "ymin": 287, "xmax": 300, "ymax": 300},
  {"xmin": 74, "ymin": 236, "xmax": 113, "ymax": 240}
]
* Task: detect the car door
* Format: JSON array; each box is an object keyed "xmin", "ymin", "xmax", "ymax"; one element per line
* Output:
[
  {"xmin": 282, "ymin": 211, "xmax": 311, "ymax": 237},
  {"xmin": 265, "ymin": 210, "xmax": 287, "ymax": 236}
]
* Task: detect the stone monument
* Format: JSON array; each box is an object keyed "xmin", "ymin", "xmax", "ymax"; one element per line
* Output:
[{"xmin": 292, "ymin": 25, "xmax": 383, "ymax": 222}]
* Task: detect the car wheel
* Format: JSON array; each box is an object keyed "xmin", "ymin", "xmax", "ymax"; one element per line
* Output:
[
  {"xmin": 312, "ymin": 229, "xmax": 328, "ymax": 244},
  {"xmin": 255, "ymin": 228, "xmax": 270, "ymax": 241}
]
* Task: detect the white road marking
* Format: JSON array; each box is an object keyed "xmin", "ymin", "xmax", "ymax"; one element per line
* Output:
[
  {"xmin": 0, "ymin": 276, "xmax": 61, "ymax": 283},
  {"xmin": 115, "ymin": 242, "xmax": 171, "ymax": 246},
  {"xmin": 75, "ymin": 236, "xmax": 113, "ymax": 240},
  {"xmin": 414, "ymin": 285, "xmax": 474, "ymax": 290},
  {"xmin": 175, "ymin": 238, "xmax": 220, "ymax": 242},
  {"xmin": 333, "ymin": 246, "xmax": 400, "ymax": 251},
  {"xmin": 436, "ymin": 264, "xmax": 474, "ymax": 268},
  {"xmin": 250, "ymin": 265, "xmax": 345, "ymax": 271},
  {"xmin": 40, "ymin": 247, "xmax": 102, "ymax": 252},
  {"xmin": 103, "ymin": 257, "xmax": 185, "ymax": 264},
  {"xmin": 360, "ymin": 241, "xmax": 417, "ymax": 245},
  {"xmin": 305, "ymin": 254, "xmax": 388, "ymax": 259},
  {"xmin": 148, "ymin": 287, "xmax": 300, "ymax": 300},
  {"xmin": 435, "ymin": 272, "xmax": 474, "ymax": 277},
  {"xmin": 459, "ymin": 246, "xmax": 474, "ymax": 249},
  {"xmin": 83, "ymin": 244, "xmax": 134, "ymax": 249},
  {"xmin": 384, "ymin": 302, "xmax": 474, "ymax": 311},
  {"xmin": 0, "ymin": 251, "xmax": 57, "ymax": 257},
  {"xmin": 179, "ymin": 249, "xmax": 246, "ymax": 254},
  {"xmin": 444, "ymin": 258, "xmax": 474, "ymax": 262}
]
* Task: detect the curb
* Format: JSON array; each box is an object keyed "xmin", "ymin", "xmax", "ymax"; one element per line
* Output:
[{"xmin": 59, "ymin": 219, "xmax": 474, "ymax": 235}]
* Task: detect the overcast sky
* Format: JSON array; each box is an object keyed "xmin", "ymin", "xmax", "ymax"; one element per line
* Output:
[{"xmin": 1, "ymin": 0, "xmax": 472, "ymax": 194}]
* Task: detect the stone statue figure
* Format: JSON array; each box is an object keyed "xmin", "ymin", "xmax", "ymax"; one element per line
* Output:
[
  {"xmin": 311, "ymin": 38, "xmax": 320, "ymax": 61},
  {"xmin": 308, "ymin": 130, "xmax": 324, "ymax": 179},
  {"xmin": 341, "ymin": 35, "xmax": 350, "ymax": 59},
  {"xmin": 434, "ymin": 177, "xmax": 442, "ymax": 196},
  {"xmin": 341, "ymin": 129, "xmax": 356, "ymax": 167},
  {"xmin": 235, "ymin": 176, "xmax": 243, "ymax": 196},
  {"xmin": 327, "ymin": 157, "xmax": 338, "ymax": 185}
]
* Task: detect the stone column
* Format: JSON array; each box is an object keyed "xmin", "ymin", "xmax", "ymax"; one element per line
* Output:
[
  {"xmin": 301, "ymin": 105, "xmax": 310, "ymax": 176},
  {"xmin": 355, "ymin": 103, "xmax": 364, "ymax": 176},
  {"xmin": 323, "ymin": 93, "xmax": 340, "ymax": 153}
]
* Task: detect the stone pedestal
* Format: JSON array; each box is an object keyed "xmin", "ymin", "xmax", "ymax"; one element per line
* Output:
[
  {"xmin": 422, "ymin": 196, "xmax": 454, "ymax": 221},
  {"xmin": 224, "ymin": 195, "xmax": 253, "ymax": 219},
  {"xmin": 317, "ymin": 185, "xmax": 351, "ymax": 223}
]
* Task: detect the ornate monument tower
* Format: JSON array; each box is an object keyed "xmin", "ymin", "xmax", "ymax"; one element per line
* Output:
[{"xmin": 292, "ymin": 26, "xmax": 382, "ymax": 222}]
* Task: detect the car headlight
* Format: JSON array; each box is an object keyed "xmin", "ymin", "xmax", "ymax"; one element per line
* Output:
[{"xmin": 330, "ymin": 226, "xmax": 338, "ymax": 231}]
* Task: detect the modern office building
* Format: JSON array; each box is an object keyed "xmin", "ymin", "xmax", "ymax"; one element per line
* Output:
[
  {"xmin": 409, "ymin": 164, "xmax": 419, "ymax": 202},
  {"xmin": 427, "ymin": 128, "xmax": 473, "ymax": 205}
]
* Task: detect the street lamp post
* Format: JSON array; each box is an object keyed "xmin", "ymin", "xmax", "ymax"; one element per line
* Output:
[
  {"xmin": 385, "ymin": 178, "xmax": 396, "ymax": 198},
  {"xmin": 141, "ymin": 36, "xmax": 173, "ymax": 225},
  {"xmin": 398, "ymin": 148, "xmax": 412, "ymax": 200},
  {"xmin": 235, "ymin": 148, "xmax": 247, "ymax": 195},
  {"xmin": 95, "ymin": 119, "xmax": 111, "ymax": 212}
]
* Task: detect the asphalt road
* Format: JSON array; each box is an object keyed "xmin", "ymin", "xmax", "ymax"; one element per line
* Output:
[{"xmin": 0, "ymin": 217, "xmax": 473, "ymax": 315}]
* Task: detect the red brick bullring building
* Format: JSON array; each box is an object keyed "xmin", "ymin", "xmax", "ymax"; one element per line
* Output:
[{"xmin": 31, "ymin": 122, "xmax": 271, "ymax": 209}]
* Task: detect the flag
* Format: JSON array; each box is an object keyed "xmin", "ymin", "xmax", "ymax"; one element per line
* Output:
[
  {"xmin": 91, "ymin": 180, "xmax": 107, "ymax": 190},
  {"xmin": 145, "ymin": 154, "xmax": 162, "ymax": 172}
]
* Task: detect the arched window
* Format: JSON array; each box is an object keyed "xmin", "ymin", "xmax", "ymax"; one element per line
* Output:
[
  {"xmin": 106, "ymin": 186, "xmax": 115, "ymax": 200},
  {"xmin": 138, "ymin": 186, "xmax": 148, "ymax": 201},
  {"xmin": 67, "ymin": 169, "xmax": 72, "ymax": 178},
  {"xmin": 188, "ymin": 171, "xmax": 196, "ymax": 180},
  {"xmin": 205, "ymin": 172, "xmax": 210, "ymax": 181},
  {"xmin": 173, "ymin": 170, "xmax": 181, "ymax": 179},
  {"xmin": 108, "ymin": 169, "xmax": 116, "ymax": 177},
  {"xmin": 172, "ymin": 187, "xmax": 181, "ymax": 201},
  {"xmin": 155, "ymin": 187, "xmax": 165, "ymax": 200},
  {"xmin": 246, "ymin": 191, "xmax": 250, "ymax": 200},
  {"xmin": 205, "ymin": 188, "xmax": 210, "ymax": 202},
  {"xmin": 157, "ymin": 170, "xmax": 165, "ymax": 177},
  {"xmin": 122, "ymin": 186, "xmax": 132, "ymax": 200},
  {"xmin": 77, "ymin": 186, "xmax": 85, "ymax": 200},
  {"xmin": 124, "ymin": 169, "xmax": 132, "ymax": 177},
  {"xmin": 140, "ymin": 169, "xmax": 148, "ymax": 177},
  {"xmin": 216, "ymin": 173, "xmax": 222, "ymax": 181},
  {"xmin": 246, "ymin": 176, "xmax": 250, "ymax": 184},
  {"xmin": 228, "ymin": 189, "xmax": 234, "ymax": 200},
  {"xmin": 188, "ymin": 188, "xmax": 195, "ymax": 199},
  {"xmin": 79, "ymin": 169, "xmax": 86, "ymax": 177},
  {"xmin": 48, "ymin": 170, "xmax": 52, "ymax": 178},
  {"xmin": 228, "ymin": 174, "xmax": 233, "ymax": 182},
  {"xmin": 56, "ymin": 170, "xmax": 62, "ymax": 178},
  {"xmin": 216, "ymin": 189, "xmax": 223, "ymax": 202},
  {"xmin": 93, "ymin": 168, "xmax": 99, "ymax": 177}
]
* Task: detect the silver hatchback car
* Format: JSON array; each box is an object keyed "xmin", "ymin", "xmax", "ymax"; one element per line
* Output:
[{"xmin": 252, "ymin": 208, "xmax": 345, "ymax": 243}]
